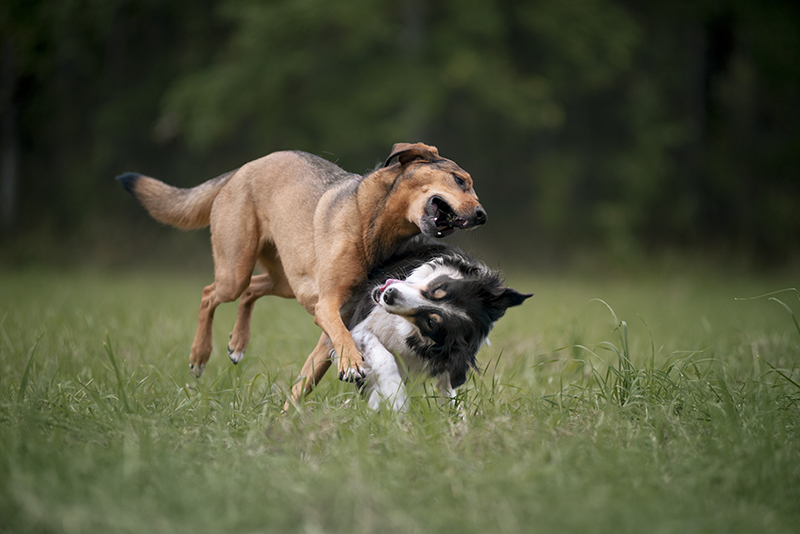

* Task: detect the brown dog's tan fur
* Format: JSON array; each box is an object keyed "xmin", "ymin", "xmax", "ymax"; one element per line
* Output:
[
  {"xmin": 118, "ymin": 143, "xmax": 485, "ymax": 382},
  {"xmin": 285, "ymin": 333, "xmax": 335, "ymax": 411}
]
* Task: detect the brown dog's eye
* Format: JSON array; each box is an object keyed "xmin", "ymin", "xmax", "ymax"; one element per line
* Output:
[{"xmin": 453, "ymin": 174, "xmax": 466, "ymax": 190}]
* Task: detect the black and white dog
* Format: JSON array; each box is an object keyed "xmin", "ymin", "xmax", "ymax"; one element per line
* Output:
[{"xmin": 342, "ymin": 239, "xmax": 532, "ymax": 411}]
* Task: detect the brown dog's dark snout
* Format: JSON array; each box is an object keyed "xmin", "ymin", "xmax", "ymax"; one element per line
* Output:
[
  {"xmin": 461, "ymin": 205, "xmax": 487, "ymax": 228},
  {"xmin": 473, "ymin": 206, "xmax": 487, "ymax": 226}
]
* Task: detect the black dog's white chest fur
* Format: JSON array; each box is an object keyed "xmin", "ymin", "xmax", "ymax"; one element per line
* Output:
[{"xmin": 343, "ymin": 240, "xmax": 531, "ymax": 411}]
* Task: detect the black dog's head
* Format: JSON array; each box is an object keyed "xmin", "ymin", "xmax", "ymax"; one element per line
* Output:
[{"xmin": 374, "ymin": 254, "xmax": 532, "ymax": 387}]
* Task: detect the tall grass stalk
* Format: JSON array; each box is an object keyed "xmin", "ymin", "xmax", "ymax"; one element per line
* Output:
[
  {"xmin": 16, "ymin": 332, "xmax": 42, "ymax": 403},
  {"xmin": 103, "ymin": 333, "xmax": 132, "ymax": 414},
  {"xmin": 736, "ymin": 287, "xmax": 800, "ymax": 337}
]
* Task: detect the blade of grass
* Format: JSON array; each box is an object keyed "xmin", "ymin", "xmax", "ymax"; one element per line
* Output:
[
  {"xmin": 736, "ymin": 288, "xmax": 800, "ymax": 338},
  {"xmin": 18, "ymin": 332, "xmax": 44, "ymax": 403},
  {"xmin": 767, "ymin": 297, "xmax": 800, "ymax": 338},
  {"xmin": 734, "ymin": 287, "xmax": 799, "ymax": 301},
  {"xmin": 591, "ymin": 298, "xmax": 619, "ymax": 326},
  {"xmin": 0, "ymin": 310, "xmax": 17, "ymax": 353},
  {"xmin": 104, "ymin": 333, "xmax": 132, "ymax": 414},
  {"xmin": 759, "ymin": 356, "xmax": 800, "ymax": 391}
]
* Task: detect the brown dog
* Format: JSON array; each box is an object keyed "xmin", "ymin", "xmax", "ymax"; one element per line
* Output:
[{"xmin": 117, "ymin": 143, "xmax": 486, "ymax": 382}]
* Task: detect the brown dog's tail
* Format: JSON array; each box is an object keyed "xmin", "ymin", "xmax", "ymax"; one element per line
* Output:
[{"xmin": 116, "ymin": 170, "xmax": 236, "ymax": 229}]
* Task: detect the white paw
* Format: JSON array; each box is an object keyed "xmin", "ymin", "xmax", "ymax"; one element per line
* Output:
[
  {"xmin": 229, "ymin": 351, "xmax": 244, "ymax": 364},
  {"xmin": 189, "ymin": 362, "xmax": 206, "ymax": 377}
]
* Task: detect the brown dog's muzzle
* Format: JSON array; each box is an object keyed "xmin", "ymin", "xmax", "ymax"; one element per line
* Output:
[
  {"xmin": 423, "ymin": 196, "xmax": 487, "ymax": 238},
  {"xmin": 472, "ymin": 206, "xmax": 488, "ymax": 226}
]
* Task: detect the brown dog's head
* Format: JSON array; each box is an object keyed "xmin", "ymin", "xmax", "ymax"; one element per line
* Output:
[{"xmin": 385, "ymin": 142, "xmax": 487, "ymax": 238}]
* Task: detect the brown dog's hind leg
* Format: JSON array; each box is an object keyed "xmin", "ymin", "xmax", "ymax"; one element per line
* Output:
[
  {"xmin": 189, "ymin": 282, "xmax": 225, "ymax": 376},
  {"xmin": 228, "ymin": 246, "xmax": 295, "ymax": 364},
  {"xmin": 191, "ymin": 275, "xmax": 256, "ymax": 375},
  {"xmin": 283, "ymin": 333, "xmax": 334, "ymax": 412},
  {"xmin": 190, "ymin": 273, "xmax": 253, "ymax": 376},
  {"xmin": 227, "ymin": 274, "xmax": 272, "ymax": 364},
  {"xmin": 190, "ymin": 204, "xmax": 260, "ymax": 376},
  {"xmin": 193, "ymin": 265, "xmax": 260, "ymax": 374}
]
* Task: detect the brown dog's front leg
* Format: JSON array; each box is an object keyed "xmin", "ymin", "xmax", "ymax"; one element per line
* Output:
[
  {"xmin": 283, "ymin": 333, "xmax": 334, "ymax": 411},
  {"xmin": 314, "ymin": 299, "xmax": 365, "ymax": 382}
]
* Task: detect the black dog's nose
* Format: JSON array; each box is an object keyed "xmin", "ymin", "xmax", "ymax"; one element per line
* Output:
[
  {"xmin": 474, "ymin": 207, "xmax": 487, "ymax": 226},
  {"xmin": 383, "ymin": 286, "xmax": 398, "ymax": 305}
]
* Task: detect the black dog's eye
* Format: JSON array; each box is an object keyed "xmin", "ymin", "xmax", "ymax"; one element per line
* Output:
[
  {"xmin": 453, "ymin": 174, "xmax": 467, "ymax": 190},
  {"xmin": 424, "ymin": 313, "xmax": 442, "ymax": 331},
  {"xmin": 431, "ymin": 286, "xmax": 447, "ymax": 299}
]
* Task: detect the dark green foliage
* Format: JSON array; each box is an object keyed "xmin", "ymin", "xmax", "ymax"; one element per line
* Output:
[{"xmin": 1, "ymin": 0, "xmax": 799, "ymax": 264}]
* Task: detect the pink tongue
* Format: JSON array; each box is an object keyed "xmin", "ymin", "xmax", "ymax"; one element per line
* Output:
[{"xmin": 380, "ymin": 279, "xmax": 402, "ymax": 293}]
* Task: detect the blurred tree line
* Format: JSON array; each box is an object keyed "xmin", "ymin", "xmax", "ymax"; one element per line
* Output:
[{"xmin": 1, "ymin": 0, "xmax": 798, "ymax": 266}]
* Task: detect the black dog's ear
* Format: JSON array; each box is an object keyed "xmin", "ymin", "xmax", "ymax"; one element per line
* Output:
[
  {"xmin": 450, "ymin": 368, "xmax": 468, "ymax": 389},
  {"xmin": 500, "ymin": 287, "xmax": 533, "ymax": 308},
  {"xmin": 487, "ymin": 287, "xmax": 533, "ymax": 322},
  {"xmin": 384, "ymin": 142, "xmax": 440, "ymax": 167}
]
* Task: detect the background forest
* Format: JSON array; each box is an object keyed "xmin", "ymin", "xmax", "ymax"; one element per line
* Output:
[
  {"xmin": 1, "ymin": 0, "xmax": 799, "ymax": 268},
  {"xmin": 3, "ymin": 3, "xmax": 800, "ymax": 532}
]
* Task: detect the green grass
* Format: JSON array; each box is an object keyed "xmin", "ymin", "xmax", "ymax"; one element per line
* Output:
[{"xmin": 1, "ymin": 267, "xmax": 799, "ymax": 533}]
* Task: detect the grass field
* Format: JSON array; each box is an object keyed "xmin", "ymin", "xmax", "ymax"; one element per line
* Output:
[{"xmin": 1, "ymin": 266, "xmax": 799, "ymax": 533}]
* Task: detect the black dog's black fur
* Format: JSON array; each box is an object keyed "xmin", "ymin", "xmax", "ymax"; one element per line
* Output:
[{"xmin": 349, "ymin": 238, "xmax": 531, "ymax": 388}]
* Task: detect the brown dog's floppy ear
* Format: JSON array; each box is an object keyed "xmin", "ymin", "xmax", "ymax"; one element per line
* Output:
[{"xmin": 384, "ymin": 142, "xmax": 440, "ymax": 167}]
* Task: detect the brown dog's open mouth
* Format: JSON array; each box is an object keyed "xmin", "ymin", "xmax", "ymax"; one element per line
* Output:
[{"xmin": 425, "ymin": 196, "xmax": 466, "ymax": 238}]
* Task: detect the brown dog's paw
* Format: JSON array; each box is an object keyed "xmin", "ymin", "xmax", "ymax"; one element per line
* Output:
[
  {"xmin": 189, "ymin": 361, "xmax": 206, "ymax": 377},
  {"xmin": 228, "ymin": 349, "xmax": 244, "ymax": 364},
  {"xmin": 227, "ymin": 341, "xmax": 244, "ymax": 364},
  {"xmin": 338, "ymin": 366, "xmax": 366, "ymax": 383}
]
